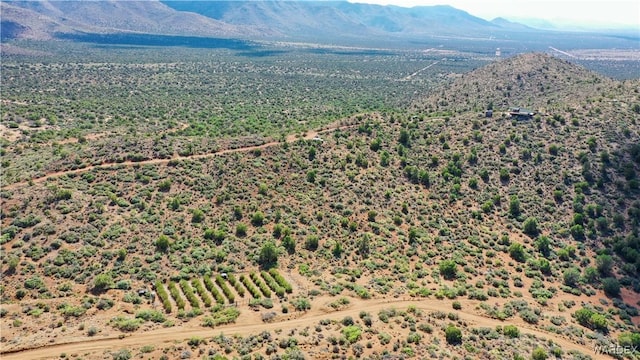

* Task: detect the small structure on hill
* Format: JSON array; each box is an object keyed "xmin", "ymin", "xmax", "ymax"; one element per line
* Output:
[{"xmin": 509, "ymin": 107, "xmax": 536, "ymax": 120}]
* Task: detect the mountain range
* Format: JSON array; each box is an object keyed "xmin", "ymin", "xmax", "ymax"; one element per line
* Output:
[{"xmin": 4, "ymin": 0, "xmax": 632, "ymax": 48}]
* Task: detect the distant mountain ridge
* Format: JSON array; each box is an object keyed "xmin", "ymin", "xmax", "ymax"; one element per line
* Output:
[
  {"xmin": 3, "ymin": 0, "xmax": 638, "ymax": 54},
  {"xmin": 2, "ymin": 0, "xmax": 538, "ymax": 42}
]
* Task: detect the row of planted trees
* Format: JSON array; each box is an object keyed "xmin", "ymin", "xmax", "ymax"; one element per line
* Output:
[{"xmin": 153, "ymin": 269, "xmax": 293, "ymax": 313}]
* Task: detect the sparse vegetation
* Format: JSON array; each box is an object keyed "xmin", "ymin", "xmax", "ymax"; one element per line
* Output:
[{"xmin": 1, "ymin": 44, "xmax": 638, "ymax": 360}]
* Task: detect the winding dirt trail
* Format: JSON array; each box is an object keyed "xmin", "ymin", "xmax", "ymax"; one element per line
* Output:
[
  {"xmin": 1, "ymin": 124, "xmax": 355, "ymax": 191},
  {"xmin": 1, "ymin": 298, "xmax": 597, "ymax": 360}
]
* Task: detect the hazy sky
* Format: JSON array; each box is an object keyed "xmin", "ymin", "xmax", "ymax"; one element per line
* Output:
[{"xmin": 349, "ymin": 0, "xmax": 640, "ymax": 28}]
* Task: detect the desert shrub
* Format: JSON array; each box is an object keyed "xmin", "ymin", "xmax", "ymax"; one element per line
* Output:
[
  {"xmin": 445, "ymin": 325, "xmax": 462, "ymax": 345},
  {"xmin": 93, "ymin": 273, "xmax": 114, "ymax": 292},
  {"xmin": 439, "ymin": 260, "xmax": 457, "ymax": 280},
  {"xmin": 191, "ymin": 209, "xmax": 205, "ymax": 223},
  {"xmin": 135, "ymin": 309, "xmax": 165, "ymax": 323},
  {"xmin": 110, "ymin": 316, "xmax": 143, "ymax": 332},
  {"xmin": 305, "ymin": 235, "xmax": 319, "ymax": 251},
  {"xmin": 563, "ymin": 268, "xmax": 581, "ymax": 287},
  {"xmin": 342, "ymin": 325, "xmax": 362, "ymax": 344},
  {"xmin": 618, "ymin": 332, "xmax": 640, "ymax": 348},
  {"xmin": 509, "ymin": 243, "xmax": 526, "ymax": 262},
  {"xmin": 155, "ymin": 235, "xmax": 171, "ymax": 252},
  {"xmin": 282, "ymin": 235, "xmax": 295, "ymax": 254},
  {"xmin": 251, "ymin": 211, "xmax": 265, "ymax": 226},
  {"xmin": 111, "ymin": 349, "xmax": 131, "ymax": 360},
  {"xmin": 531, "ymin": 347, "xmax": 548, "ymax": 360},
  {"xmin": 596, "ymin": 254, "xmax": 613, "ymax": 275},
  {"xmin": 258, "ymin": 242, "xmax": 278, "ymax": 269},
  {"xmin": 522, "ymin": 217, "xmax": 539, "ymax": 236},
  {"xmin": 235, "ymin": 223, "xmax": 248, "ymax": 237},
  {"xmin": 157, "ymin": 180, "xmax": 171, "ymax": 192},
  {"xmin": 204, "ymin": 228, "xmax": 226, "ymax": 244},
  {"xmin": 519, "ymin": 310, "xmax": 539, "ymax": 324},
  {"xmin": 503, "ymin": 325, "xmax": 519, "ymax": 338},
  {"xmin": 509, "ymin": 195, "xmax": 520, "ymax": 216},
  {"xmin": 202, "ymin": 306, "xmax": 240, "ymax": 327},
  {"xmin": 59, "ymin": 303, "xmax": 86, "ymax": 317},
  {"xmin": 602, "ymin": 277, "xmax": 621, "ymax": 297},
  {"xmin": 574, "ymin": 307, "xmax": 608, "ymax": 332},
  {"xmin": 292, "ymin": 297, "xmax": 311, "ymax": 311}
]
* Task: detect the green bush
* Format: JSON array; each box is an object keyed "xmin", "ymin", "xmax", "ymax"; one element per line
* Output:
[
  {"xmin": 226, "ymin": 274, "xmax": 245, "ymax": 297},
  {"xmin": 439, "ymin": 260, "xmax": 457, "ymax": 280},
  {"xmin": 110, "ymin": 316, "xmax": 143, "ymax": 332},
  {"xmin": 509, "ymin": 243, "xmax": 526, "ymax": 262},
  {"xmin": 522, "ymin": 217, "xmax": 539, "ymax": 236},
  {"xmin": 503, "ymin": 325, "xmax": 519, "ymax": 338},
  {"xmin": 445, "ymin": 325, "xmax": 462, "ymax": 345},
  {"xmin": 342, "ymin": 325, "xmax": 362, "ymax": 344},
  {"xmin": 155, "ymin": 235, "xmax": 171, "ymax": 252},
  {"xmin": 93, "ymin": 273, "xmax": 114, "ymax": 292},
  {"xmin": 180, "ymin": 279, "xmax": 200, "ymax": 308},
  {"xmin": 258, "ymin": 242, "xmax": 279, "ymax": 269},
  {"xmin": 135, "ymin": 309, "xmax": 166, "ymax": 323},
  {"xmin": 531, "ymin": 347, "xmax": 548, "ymax": 360}
]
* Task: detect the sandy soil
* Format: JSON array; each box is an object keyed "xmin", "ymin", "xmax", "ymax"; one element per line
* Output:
[{"xmin": 1, "ymin": 297, "xmax": 598, "ymax": 360}]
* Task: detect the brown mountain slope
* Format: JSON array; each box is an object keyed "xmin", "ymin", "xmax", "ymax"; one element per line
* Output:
[{"xmin": 1, "ymin": 0, "xmax": 257, "ymax": 40}]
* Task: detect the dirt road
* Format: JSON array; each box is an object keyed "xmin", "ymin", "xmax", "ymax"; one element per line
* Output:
[
  {"xmin": 1, "ymin": 298, "xmax": 597, "ymax": 360},
  {"xmin": 1, "ymin": 124, "xmax": 355, "ymax": 191}
]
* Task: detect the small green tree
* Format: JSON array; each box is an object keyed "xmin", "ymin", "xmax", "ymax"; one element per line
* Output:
[
  {"xmin": 602, "ymin": 277, "xmax": 620, "ymax": 297},
  {"xmin": 563, "ymin": 268, "xmax": 581, "ymax": 287},
  {"xmin": 535, "ymin": 236, "xmax": 551, "ymax": 257},
  {"xmin": 251, "ymin": 211, "xmax": 265, "ymax": 226},
  {"xmin": 305, "ymin": 235, "xmax": 319, "ymax": 251},
  {"xmin": 191, "ymin": 209, "xmax": 205, "ymax": 223},
  {"xmin": 399, "ymin": 129, "xmax": 410, "ymax": 146},
  {"xmin": 93, "ymin": 273, "xmax": 114, "ymax": 292},
  {"xmin": 282, "ymin": 235, "xmax": 295, "ymax": 255},
  {"xmin": 439, "ymin": 260, "xmax": 457, "ymax": 280},
  {"xmin": 444, "ymin": 325, "xmax": 462, "ymax": 345},
  {"xmin": 596, "ymin": 254, "xmax": 613, "ymax": 276},
  {"xmin": 236, "ymin": 223, "xmax": 248, "ymax": 237},
  {"xmin": 155, "ymin": 235, "xmax": 171, "ymax": 252},
  {"xmin": 509, "ymin": 243, "xmax": 526, "ymax": 262},
  {"xmin": 522, "ymin": 217, "xmax": 539, "ymax": 236},
  {"xmin": 509, "ymin": 195, "xmax": 520, "ymax": 217},
  {"xmin": 258, "ymin": 241, "xmax": 278, "ymax": 269}
]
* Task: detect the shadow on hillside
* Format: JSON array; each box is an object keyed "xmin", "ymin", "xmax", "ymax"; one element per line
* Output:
[{"xmin": 56, "ymin": 32, "xmax": 255, "ymax": 51}]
